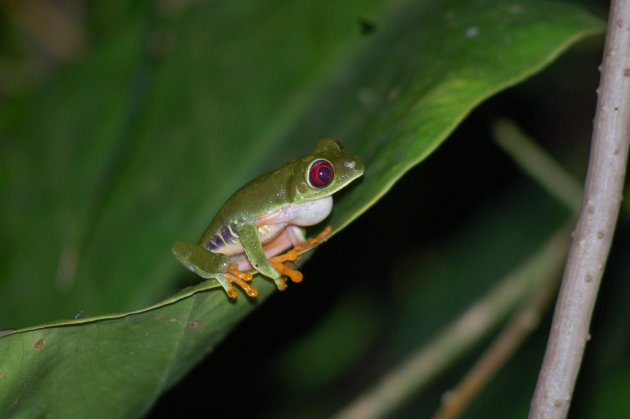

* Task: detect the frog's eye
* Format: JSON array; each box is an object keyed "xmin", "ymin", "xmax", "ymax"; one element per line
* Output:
[{"xmin": 308, "ymin": 159, "xmax": 335, "ymax": 188}]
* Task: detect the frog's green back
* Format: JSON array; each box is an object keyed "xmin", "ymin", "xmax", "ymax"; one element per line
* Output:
[
  {"xmin": 199, "ymin": 139, "xmax": 364, "ymax": 245},
  {"xmin": 200, "ymin": 160, "xmax": 301, "ymax": 242}
]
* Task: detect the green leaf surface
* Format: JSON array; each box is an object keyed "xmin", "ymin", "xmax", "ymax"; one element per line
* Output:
[{"xmin": 0, "ymin": 0, "xmax": 602, "ymax": 417}]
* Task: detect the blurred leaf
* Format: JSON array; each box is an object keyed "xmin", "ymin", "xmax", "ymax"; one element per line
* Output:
[{"xmin": 0, "ymin": 0, "xmax": 602, "ymax": 417}]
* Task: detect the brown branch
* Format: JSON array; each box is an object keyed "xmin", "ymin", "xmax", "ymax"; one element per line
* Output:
[{"xmin": 529, "ymin": 1, "xmax": 630, "ymax": 417}]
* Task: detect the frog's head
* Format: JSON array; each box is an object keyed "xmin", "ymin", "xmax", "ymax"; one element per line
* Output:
[{"xmin": 290, "ymin": 139, "xmax": 364, "ymax": 203}]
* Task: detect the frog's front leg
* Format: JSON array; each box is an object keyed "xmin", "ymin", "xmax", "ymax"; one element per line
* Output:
[
  {"xmin": 172, "ymin": 241, "xmax": 258, "ymax": 298},
  {"xmin": 237, "ymin": 223, "xmax": 281, "ymax": 279}
]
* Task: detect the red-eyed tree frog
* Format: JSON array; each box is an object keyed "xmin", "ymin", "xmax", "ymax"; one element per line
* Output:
[{"xmin": 172, "ymin": 139, "xmax": 364, "ymax": 298}]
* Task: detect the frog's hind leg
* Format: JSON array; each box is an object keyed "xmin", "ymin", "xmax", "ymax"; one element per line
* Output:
[
  {"xmin": 172, "ymin": 241, "xmax": 258, "ymax": 299},
  {"xmin": 292, "ymin": 225, "xmax": 332, "ymax": 252}
]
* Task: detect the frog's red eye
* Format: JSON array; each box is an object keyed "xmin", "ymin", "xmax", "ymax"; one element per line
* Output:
[{"xmin": 308, "ymin": 159, "xmax": 334, "ymax": 188}]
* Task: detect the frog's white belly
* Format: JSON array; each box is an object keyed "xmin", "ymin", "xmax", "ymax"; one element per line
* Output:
[
  {"xmin": 207, "ymin": 197, "xmax": 333, "ymax": 257},
  {"xmin": 274, "ymin": 196, "xmax": 333, "ymax": 227}
]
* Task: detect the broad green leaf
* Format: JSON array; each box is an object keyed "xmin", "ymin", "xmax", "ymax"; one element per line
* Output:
[{"xmin": 0, "ymin": 0, "xmax": 602, "ymax": 417}]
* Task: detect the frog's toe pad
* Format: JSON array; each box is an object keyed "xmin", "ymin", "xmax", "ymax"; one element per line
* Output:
[
  {"xmin": 274, "ymin": 277, "xmax": 287, "ymax": 291},
  {"xmin": 225, "ymin": 285, "xmax": 238, "ymax": 299}
]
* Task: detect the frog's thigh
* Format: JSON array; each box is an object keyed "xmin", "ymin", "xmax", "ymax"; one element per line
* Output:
[
  {"xmin": 172, "ymin": 241, "xmax": 230, "ymax": 277},
  {"xmin": 173, "ymin": 241, "xmax": 237, "ymax": 296}
]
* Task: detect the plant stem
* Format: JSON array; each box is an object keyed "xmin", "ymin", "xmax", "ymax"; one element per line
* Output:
[
  {"xmin": 529, "ymin": 1, "xmax": 630, "ymax": 417},
  {"xmin": 493, "ymin": 119, "xmax": 582, "ymax": 213}
]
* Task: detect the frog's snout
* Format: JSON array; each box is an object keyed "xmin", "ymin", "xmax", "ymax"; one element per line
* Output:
[{"xmin": 345, "ymin": 156, "xmax": 365, "ymax": 176}]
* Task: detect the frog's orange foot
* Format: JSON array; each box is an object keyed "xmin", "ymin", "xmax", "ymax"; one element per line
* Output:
[
  {"xmin": 225, "ymin": 264, "xmax": 259, "ymax": 298},
  {"xmin": 293, "ymin": 225, "xmax": 333, "ymax": 252},
  {"xmin": 270, "ymin": 257, "xmax": 303, "ymax": 285}
]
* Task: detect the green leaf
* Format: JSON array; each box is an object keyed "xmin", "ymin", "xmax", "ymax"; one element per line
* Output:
[
  {"xmin": 0, "ymin": 0, "xmax": 602, "ymax": 417},
  {"xmin": 0, "ymin": 280, "xmax": 274, "ymax": 417}
]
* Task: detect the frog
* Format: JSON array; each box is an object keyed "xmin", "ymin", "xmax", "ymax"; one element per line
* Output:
[{"xmin": 172, "ymin": 138, "xmax": 364, "ymax": 299}]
